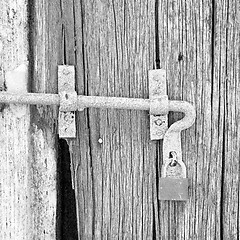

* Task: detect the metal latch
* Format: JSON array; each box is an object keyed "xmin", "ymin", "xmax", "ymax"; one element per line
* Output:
[
  {"xmin": 159, "ymin": 100, "xmax": 195, "ymax": 201},
  {"xmin": 148, "ymin": 69, "xmax": 196, "ymax": 200},
  {"xmin": 0, "ymin": 65, "xmax": 196, "ymax": 142},
  {"xmin": 0, "ymin": 66, "xmax": 196, "ymax": 200}
]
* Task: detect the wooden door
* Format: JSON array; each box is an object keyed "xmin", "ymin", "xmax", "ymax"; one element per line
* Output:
[
  {"xmin": 66, "ymin": 1, "xmax": 239, "ymax": 239},
  {"xmin": 2, "ymin": 0, "xmax": 240, "ymax": 239}
]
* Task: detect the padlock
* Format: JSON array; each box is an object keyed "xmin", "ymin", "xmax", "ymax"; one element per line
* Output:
[{"xmin": 159, "ymin": 152, "xmax": 189, "ymax": 201}]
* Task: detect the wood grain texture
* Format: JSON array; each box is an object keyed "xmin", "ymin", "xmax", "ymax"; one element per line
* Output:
[
  {"xmin": 29, "ymin": 0, "xmax": 61, "ymax": 238},
  {"xmin": 157, "ymin": 0, "xmax": 240, "ymax": 239},
  {"xmin": 0, "ymin": 1, "xmax": 31, "ymax": 239},
  {"xmin": 157, "ymin": 1, "xmax": 216, "ymax": 238},
  {"xmin": 0, "ymin": 0, "xmax": 59, "ymax": 239},
  {"xmin": 27, "ymin": 0, "xmax": 240, "ymax": 239},
  {"xmin": 215, "ymin": 1, "xmax": 240, "ymax": 239},
  {"xmin": 159, "ymin": 0, "xmax": 220, "ymax": 239},
  {"xmin": 63, "ymin": 0, "xmax": 158, "ymax": 239}
]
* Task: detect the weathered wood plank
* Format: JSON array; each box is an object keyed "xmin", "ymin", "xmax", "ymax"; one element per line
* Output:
[
  {"xmin": 29, "ymin": 0, "xmax": 61, "ymax": 238},
  {"xmin": 0, "ymin": 1, "xmax": 30, "ymax": 239},
  {"xmin": 0, "ymin": 0, "xmax": 58, "ymax": 239},
  {"xmin": 65, "ymin": 0, "xmax": 158, "ymax": 239},
  {"xmin": 158, "ymin": 0, "xmax": 222, "ymax": 239},
  {"xmin": 215, "ymin": 1, "xmax": 240, "ymax": 239}
]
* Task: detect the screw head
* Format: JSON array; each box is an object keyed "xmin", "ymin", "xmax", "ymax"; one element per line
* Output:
[
  {"xmin": 62, "ymin": 68, "xmax": 70, "ymax": 75},
  {"xmin": 154, "ymin": 119, "xmax": 165, "ymax": 126}
]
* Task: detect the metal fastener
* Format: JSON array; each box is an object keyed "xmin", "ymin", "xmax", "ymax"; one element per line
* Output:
[{"xmin": 154, "ymin": 118, "xmax": 165, "ymax": 126}]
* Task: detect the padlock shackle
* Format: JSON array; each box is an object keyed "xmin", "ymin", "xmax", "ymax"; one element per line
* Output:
[{"xmin": 162, "ymin": 159, "xmax": 187, "ymax": 178}]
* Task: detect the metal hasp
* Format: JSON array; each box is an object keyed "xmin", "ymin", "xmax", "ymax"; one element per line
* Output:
[
  {"xmin": 58, "ymin": 65, "xmax": 77, "ymax": 138},
  {"xmin": 159, "ymin": 100, "xmax": 196, "ymax": 201},
  {"xmin": 148, "ymin": 70, "xmax": 196, "ymax": 200},
  {"xmin": 149, "ymin": 69, "xmax": 168, "ymax": 140}
]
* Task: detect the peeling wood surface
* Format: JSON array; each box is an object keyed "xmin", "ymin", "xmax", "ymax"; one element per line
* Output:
[
  {"xmin": 0, "ymin": 0, "xmax": 58, "ymax": 239},
  {"xmin": 0, "ymin": 0, "xmax": 31, "ymax": 239},
  {"xmin": 29, "ymin": 0, "xmax": 61, "ymax": 239}
]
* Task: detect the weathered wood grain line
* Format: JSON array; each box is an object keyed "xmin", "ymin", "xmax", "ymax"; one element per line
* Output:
[{"xmin": 216, "ymin": 1, "xmax": 240, "ymax": 239}]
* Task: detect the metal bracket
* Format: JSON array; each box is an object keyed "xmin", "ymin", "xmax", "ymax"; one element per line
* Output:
[
  {"xmin": 58, "ymin": 65, "xmax": 77, "ymax": 138},
  {"xmin": 149, "ymin": 69, "xmax": 168, "ymax": 140}
]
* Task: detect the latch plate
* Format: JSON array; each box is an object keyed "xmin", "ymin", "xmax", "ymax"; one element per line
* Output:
[
  {"xmin": 149, "ymin": 69, "xmax": 168, "ymax": 140},
  {"xmin": 58, "ymin": 65, "xmax": 76, "ymax": 138}
]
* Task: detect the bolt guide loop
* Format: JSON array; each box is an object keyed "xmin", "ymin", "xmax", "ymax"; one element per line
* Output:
[{"xmin": 0, "ymin": 66, "xmax": 196, "ymax": 201}]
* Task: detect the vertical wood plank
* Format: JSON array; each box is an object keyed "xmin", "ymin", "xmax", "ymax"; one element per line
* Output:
[
  {"xmin": 158, "ymin": 0, "xmax": 223, "ymax": 239},
  {"xmin": 0, "ymin": 0, "xmax": 58, "ymax": 239},
  {"xmin": 65, "ymin": 0, "xmax": 158, "ymax": 239},
  {"xmin": 215, "ymin": 1, "xmax": 240, "ymax": 239},
  {"xmin": 0, "ymin": 1, "xmax": 31, "ymax": 239},
  {"xmin": 29, "ymin": 0, "xmax": 61, "ymax": 238}
]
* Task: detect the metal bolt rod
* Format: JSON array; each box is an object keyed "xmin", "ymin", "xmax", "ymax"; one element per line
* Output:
[
  {"xmin": 0, "ymin": 92, "xmax": 150, "ymax": 109},
  {"xmin": 0, "ymin": 92, "xmax": 152, "ymax": 109},
  {"xmin": 0, "ymin": 92, "xmax": 195, "ymax": 131},
  {"xmin": 0, "ymin": 92, "xmax": 60, "ymax": 105},
  {"xmin": 77, "ymin": 95, "xmax": 150, "ymax": 111}
]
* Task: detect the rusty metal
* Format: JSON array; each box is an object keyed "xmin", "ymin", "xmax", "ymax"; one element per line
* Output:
[
  {"xmin": 157, "ymin": 100, "xmax": 195, "ymax": 201},
  {"xmin": 0, "ymin": 93, "xmax": 195, "ymax": 123},
  {"xmin": 163, "ymin": 101, "xmax": 196, "ymax": 168},
  {"xmin": 0, "ymin": 92, "xmax": 59, "ymax": 105},
  {"xmin": 0, "ymin": 65, "xmax": 196, "ymax": 200},
  {"xmin": 76, "ymin": 95, "xmax": 150, "ymax": 111},
  {"xmin": 0, "ymin": 92, "xmax": 194, "ymax": 117},
  {"xmin": 0, "ymin": 92, "xmax": 151, "ymax": 109},
  {"xmin": 0, "ymin": 65, "xmax": 196, "ymax": 141},
  {"xmin": 59, "ymin": 92, "xmax": 77, "ymax": 112},
  {"xmin": 149, "ymin": 69, "xmax": 168, "ymax": 140},
  {"xmin": 58, "ymin": 65, "xmax": 76, "ymax": 138},
  {"xmin": 163, "ymin": 100, "xmax": 195, "ymax": 171}
]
